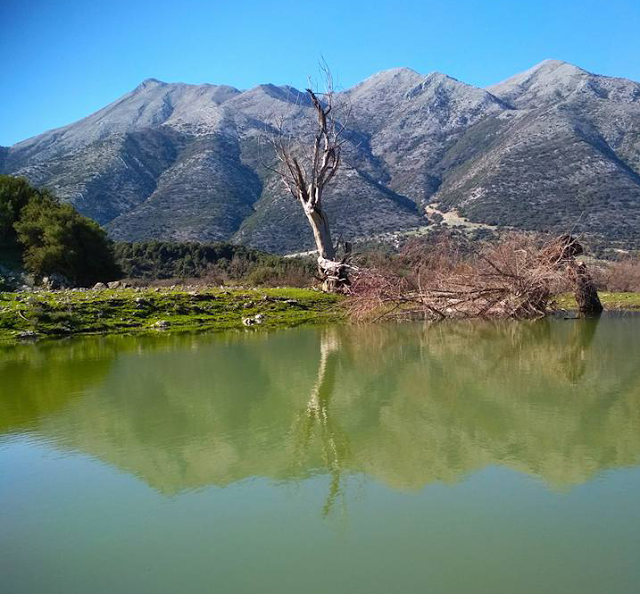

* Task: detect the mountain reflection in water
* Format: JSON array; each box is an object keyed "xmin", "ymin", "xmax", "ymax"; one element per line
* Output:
[{"xmin": 1, "ymin": 314, "xmax": 639, "ymax": 498}]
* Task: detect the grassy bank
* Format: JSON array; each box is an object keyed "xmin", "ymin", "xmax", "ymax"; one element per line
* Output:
[
  {"xmin": 555, "ymin": 292, "xmax": 640, "ymax": 311},
  {"xmin": 1, "ymin": 288, "xmax": 638, "ymax": 346},
  {"xmin": 0, "ymin": 287, "xmax": 344, "ymax": 345}
]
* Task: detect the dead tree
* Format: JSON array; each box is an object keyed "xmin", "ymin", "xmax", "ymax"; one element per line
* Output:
[
  {"xmin": 543, "ymin": 236, "xmax": 603, "ymax": 316},
  {"xmin": 267, "ymin": 71, "xmax": 351, "ymax": 292}
]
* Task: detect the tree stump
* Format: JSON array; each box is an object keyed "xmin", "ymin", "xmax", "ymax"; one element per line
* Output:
[{"xmin": 567, "ymin": 261, "xmax": 603, "ymax": 316}]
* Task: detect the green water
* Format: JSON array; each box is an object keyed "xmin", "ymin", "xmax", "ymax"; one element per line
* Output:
[{"xmin": 1, "ymin": 315, "xmax": 640, "ymax": 594}]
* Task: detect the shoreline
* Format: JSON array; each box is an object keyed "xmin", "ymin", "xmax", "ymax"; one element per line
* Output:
[
  {"xmin": 1, "ymin": 288, "xmax": 639, "ymax": 347},
  {"xmin": 555, "ymin": 292, "xmax": 640, "ymax": 311},
  {"xmin": 0, "ymin": 287, "xmax": 344, "ymax": 346}
]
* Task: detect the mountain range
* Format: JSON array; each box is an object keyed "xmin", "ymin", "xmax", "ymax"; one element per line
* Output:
[{"xmin": 2, "ymin": 59, "xmax": 639, "ymax": 253}]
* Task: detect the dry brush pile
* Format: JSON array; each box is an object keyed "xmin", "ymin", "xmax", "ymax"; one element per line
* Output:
[{"xmin": 348, "ymin": 233, "xmax": 601, "ymax": 322}]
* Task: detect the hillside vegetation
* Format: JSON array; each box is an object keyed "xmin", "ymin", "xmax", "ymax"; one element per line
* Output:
[{"xmin": 114, "ymin": 241, "xmax": 315, "ymax": 286}]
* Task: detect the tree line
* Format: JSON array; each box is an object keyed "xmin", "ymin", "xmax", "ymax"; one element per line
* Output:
[{"xmin": 114, "ymin": 240, "xmax": 314, "ymax": 285}]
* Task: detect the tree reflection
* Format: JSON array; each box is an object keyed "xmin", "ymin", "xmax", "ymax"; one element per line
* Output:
[{"xmin": 291, "ymin": 328, "xmax": 350, "ymax": 517}]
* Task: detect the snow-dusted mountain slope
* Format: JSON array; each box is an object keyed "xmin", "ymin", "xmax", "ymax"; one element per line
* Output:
[{"xmin": 3, "ymin": 60, "xmax": 640, "ymax": 252}]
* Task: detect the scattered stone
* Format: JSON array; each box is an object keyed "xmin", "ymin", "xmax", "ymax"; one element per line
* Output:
[
  {"xmin": 242, "ymin": 301, "xmax": 255, "ymax": 308},
  {"xmin": 243, "ymin": 314, "xmax": 265, "ymax": 326},
  {"xmin": 93, "ymin": 282, "xmax": 107, "ymax": 290},
  {"xmin": 152, "ymin": 320, "xmax": 170, "ymax": 329},
  {"xmin": 16, "ymin": 330, "xmax": 39, "ymax": 340},
  {"xmin": 107, "ymin": 281, "xmax": 122, "ymax": 289}
]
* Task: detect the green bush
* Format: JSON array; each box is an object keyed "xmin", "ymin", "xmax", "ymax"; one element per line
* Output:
[
  {"xmin": 1, "ymin": 175, "xmax": 120, "ymax": 286},
  {"xmin": 0, "ymin": 176, "xmax": 37, "ymax": 246}
]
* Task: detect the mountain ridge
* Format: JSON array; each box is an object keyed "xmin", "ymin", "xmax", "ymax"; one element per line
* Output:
[{"xmin": 2, "ymin": 60, "xmax": 640, "ymax": 253}]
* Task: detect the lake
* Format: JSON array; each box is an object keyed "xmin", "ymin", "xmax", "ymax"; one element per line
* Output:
[{"xmin": 1, "ymin": 314, "xmax": 640, "ymax": 593}]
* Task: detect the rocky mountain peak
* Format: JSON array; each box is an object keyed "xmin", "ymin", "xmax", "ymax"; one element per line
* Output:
[
  {"xmin": 136, "ymin": 77, "xmax": 166, "ymax": 90},
  {"xmin": 347, "ymin": 67, "xmax": 423, "ymax": 92},
  {"xmin": 487, "ymin": 59, "xmax": 592, "ymax": 107}
]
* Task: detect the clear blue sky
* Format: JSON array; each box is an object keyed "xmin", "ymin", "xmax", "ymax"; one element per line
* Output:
[{"xmin": 1, "ymin": 0, "xmax": 639, "ymax": 146}]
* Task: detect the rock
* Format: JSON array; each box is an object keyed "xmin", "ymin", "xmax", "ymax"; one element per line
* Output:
[
  {"xmin": 152, "ymin": 320, "xmax": 170, "ymax": 329},
  {"xmin": 243, "ymin": 314, "xmax": 264, "ymax": 326},
  {"xmin": 0, "ymin": 265, "xmax": 31, "ymax": 292},
  {"xmin": 93, "ymin": 282, "xmax": 107, "ymax": 290},
  {"xmin": 16, "ymin": 330, "xmax": 39, "ymax": 340},
  {"xmin": 41, "ymin": 273, "xmax": 71, "ymax": 290},
  {"xmin": 107, "ymin": 281, "xmax": 121, "ymax": 289}
]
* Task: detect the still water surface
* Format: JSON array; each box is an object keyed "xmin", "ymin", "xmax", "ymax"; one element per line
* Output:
[{"xmin": 1, "ymin": 315, "xmax": 640, "ymax": 593}]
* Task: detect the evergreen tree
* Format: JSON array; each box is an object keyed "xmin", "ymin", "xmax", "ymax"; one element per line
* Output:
[
  {"xmin": 0, "ymin": 175, "xmax": 37, "ymax": 246},
  {"xmin": 15, "ymin": 191, "xmax": 120, "ymax": 285},
  {"xmin": 0, "ymin": 175, "xmax": 120, "ymax": 285}
]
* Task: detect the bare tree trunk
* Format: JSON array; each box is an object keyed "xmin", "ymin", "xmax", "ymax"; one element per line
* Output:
[
  {"xmin": 266, "ymin": 66, "xmax": 352, "ymax": 293},
  {"xmin": 304, "ymin": 204, "xmax": 350, "ymax": 292},
  {"xmin": 305, "ymin": 207, "xmax": 335, "ymax": 260},
  {"xmin": 567, "ymin": 261, "xmax": 603, "ymax": 316},
  {"xmin": 544, "ymin": 235, "xmax": 603, "ymax": 317}
]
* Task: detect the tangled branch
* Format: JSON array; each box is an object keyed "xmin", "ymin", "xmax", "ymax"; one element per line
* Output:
[{"xmin": 348, "ymin": 234, "xmax": 586, "ymax": 322}]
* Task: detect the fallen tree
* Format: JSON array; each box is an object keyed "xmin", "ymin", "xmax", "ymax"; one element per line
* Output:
[{"xmin": 348, "ymin": 233, "xmax": 603, "ymax": 322}]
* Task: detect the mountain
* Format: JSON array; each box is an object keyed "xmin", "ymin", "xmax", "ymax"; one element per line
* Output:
[{"xmin": 2, "ymin": 60, "xmax": 640, "ymax": 253}]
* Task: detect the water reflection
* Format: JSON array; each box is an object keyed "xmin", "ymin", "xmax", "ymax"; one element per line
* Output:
[{"xmin": 1, "ymin": 315, "xmax": 640, "ymax": 496}]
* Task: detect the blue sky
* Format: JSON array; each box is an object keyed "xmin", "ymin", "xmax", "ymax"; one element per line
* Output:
[{"xmin": 1, "ymin": 0, "xmax": 639, "ymax": 146}]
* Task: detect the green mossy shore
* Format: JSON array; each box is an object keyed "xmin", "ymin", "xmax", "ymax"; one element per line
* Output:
[
  {"xmin": 0, "ymin": 287, "xmax": 345, "ymax": 346},
  {"xmin": 1, "ymin": 288, "xmax": 639, "ymax": 347},
  {"xmin": 555, "ymin": 292, "xmax": 640, "ymax": 311}
]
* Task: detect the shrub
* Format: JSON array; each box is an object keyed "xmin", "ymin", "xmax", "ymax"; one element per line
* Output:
[
  {"xmin": 13, "ymin": 185, "xmax": 120, "ymax": 286},
  {"xmin": 0, "ymin": 175, "xmax": 37, "ymax": 246}
]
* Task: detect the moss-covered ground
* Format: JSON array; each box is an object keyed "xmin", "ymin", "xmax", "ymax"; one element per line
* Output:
[
  {"xmin": 2, "ymin": 288, "xmax": 638, "ymax": 346},
  {"xmin": 0, "ymin": 287, "xmax": 344, "ymax": 345}
]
